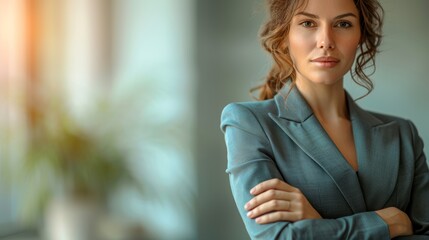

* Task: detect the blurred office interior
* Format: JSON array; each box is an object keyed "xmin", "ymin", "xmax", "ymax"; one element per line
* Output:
[{"xmin": 0, "ymin": 0, "xmax": 428, "ymax": 239}]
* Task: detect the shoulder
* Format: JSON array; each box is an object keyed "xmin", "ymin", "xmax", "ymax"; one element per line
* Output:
[
  {"xmin": 369, "ymin": 111, "xmax": 414, "ymax": 130},
  {"xmin": 366, "ymin": 110, "xmax": 421, "ymax": 145},
  {"xmin": 220, "ymin": 99, "xmax": 277, "ymax": 131},
  {"xmin": 369, "ymin": 111, "xmax": 408, "ymax": 124},
  {"xmin": 221, "ymin": 99, "xmax": 277, "ymax": 116}
]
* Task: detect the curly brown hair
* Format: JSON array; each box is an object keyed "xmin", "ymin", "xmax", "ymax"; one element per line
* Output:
[{"xmin": 252, "ymin": 0, "xmax": 384, "ymax": 100}]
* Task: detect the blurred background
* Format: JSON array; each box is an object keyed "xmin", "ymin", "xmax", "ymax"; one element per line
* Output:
[{"xmin": 0, "ymin": 0, "xmax": 427, "ymax": 239}]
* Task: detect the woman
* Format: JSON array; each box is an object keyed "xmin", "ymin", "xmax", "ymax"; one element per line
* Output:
[{"xmin": 220, "ymin": 0, "xmax": 429, "ymax": 239}]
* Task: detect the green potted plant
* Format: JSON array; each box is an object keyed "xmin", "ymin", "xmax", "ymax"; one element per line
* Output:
[{"xmin": 1, "ymin": 84, "xmax": 145, "ymax": 239}]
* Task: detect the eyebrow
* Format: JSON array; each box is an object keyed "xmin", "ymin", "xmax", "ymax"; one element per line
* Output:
[{"xmin": 295, "ymin": 12, "xmax": 358, "ymax": 20}]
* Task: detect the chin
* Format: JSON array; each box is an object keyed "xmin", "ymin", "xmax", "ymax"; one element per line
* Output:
[{"xmin": 306, "ymin": 74, "xmax": 344, "ymax": 86}]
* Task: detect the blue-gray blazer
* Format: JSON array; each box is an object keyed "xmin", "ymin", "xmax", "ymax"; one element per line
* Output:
[{"xmin": 221, "ymin": 85, "xmax": 429, "ymax": 239}]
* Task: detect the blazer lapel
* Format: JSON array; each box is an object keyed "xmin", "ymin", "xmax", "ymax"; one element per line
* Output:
[
  {"xmin": 348, "ymin": 97, "xmax": 400, "ymax": 210},
  {"xmin": 269, "ymin": 84, "xmax": 366, "ymax": 213}
]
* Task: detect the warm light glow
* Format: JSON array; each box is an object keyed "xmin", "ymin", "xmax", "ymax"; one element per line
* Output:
[{"xmin": 0, "ymin": 0, "xmax": 26, "ymax": 84}]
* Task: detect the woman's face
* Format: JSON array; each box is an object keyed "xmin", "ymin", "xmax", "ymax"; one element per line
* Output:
[{"xmin": 287, "ymin": 0, "xmax": 361, "ymax": 87}]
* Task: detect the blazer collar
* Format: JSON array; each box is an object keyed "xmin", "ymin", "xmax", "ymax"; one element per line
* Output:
[
  {"xmin": 270, "ymin": 82, "xmax": 399, "ymax": 212},
  {"xmin": 274, "ymin": 81, "xmax": 382, "ymax": 127},
  {"xmin": 274, "ymin": 82, "xmax": 313, "ymax": 123},
  {"xmin": 349, "ymin": 99, "xmax": 400, "ymax": 210}
]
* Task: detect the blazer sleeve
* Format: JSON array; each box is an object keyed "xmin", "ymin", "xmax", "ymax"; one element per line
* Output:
[
  {"xmin": 404, "ymin": 121, "xmax": 429, "ymax": 236},
  {"xmin": 221, "ymin": 103, "xmax": 390, "ymax": 240}
]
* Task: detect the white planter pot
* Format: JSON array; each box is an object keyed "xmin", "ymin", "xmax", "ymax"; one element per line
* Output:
[{"xmin": 44, "ymin": 196, "xmax": 102, "ymax": 240}]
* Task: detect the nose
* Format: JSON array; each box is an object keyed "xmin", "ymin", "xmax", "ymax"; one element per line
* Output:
[{"xmin": 317, "ymin": 26, "xmax": 335, "ymax": 50}]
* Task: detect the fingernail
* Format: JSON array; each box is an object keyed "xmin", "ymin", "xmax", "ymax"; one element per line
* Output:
[
  {"xmin": 250, "ymin": 188, "xmax": 255, "ymax": 194},
  {"xmin": 247, "ymin": 211, "xmax": 253, "ymax": 217},
  {"xmin": 244, "ymin": 203, "xmax": 249, "ymax": 210},
  {"xmin": 255, "ymin": 217, "xmax": 262, "ymax": 223}
]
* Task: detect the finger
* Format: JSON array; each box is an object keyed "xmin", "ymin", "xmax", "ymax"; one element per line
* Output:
[
  {"xmin": 255, "ymin": 211, "xmax": 301, "ymax": 224},
  {"xmin": 247, "ymin": 200, "xmax": 291, "ymax": 219},
  {"xmin": 245, "ymin": 189, "xmax": 295, "ymax": 211},
  {"xmin": 250, "ymin": 178, "xmax": 297, "ymax": 195}
]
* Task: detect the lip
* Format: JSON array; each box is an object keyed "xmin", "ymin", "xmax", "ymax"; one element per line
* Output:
[{"xmin": 310, "ymin": 56, "xmax": 340, "ymax": 68}]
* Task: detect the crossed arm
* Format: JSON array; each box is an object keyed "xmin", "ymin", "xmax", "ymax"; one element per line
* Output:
[{"xmin": 246, "ymin": 178, "xmax": 412, "ymax": 238}]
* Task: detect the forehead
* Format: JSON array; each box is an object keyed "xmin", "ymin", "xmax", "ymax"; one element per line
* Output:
[{"xmin": 295, "ymin": 0, "xmax": 359, "ymax": 17}]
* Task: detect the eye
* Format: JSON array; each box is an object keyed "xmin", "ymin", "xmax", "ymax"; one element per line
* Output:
[
  {"xmin": 335, "ymin": 21, "xmax": 352, "ymax": 28},
  {"xmin": 300, "ymin": 20, "xmax": 316, "ymax": 28}
]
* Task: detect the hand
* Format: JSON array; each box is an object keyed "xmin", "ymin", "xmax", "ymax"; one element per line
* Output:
[
  {"xmin": 375, "ymin": 207, "xmax": 413, "ymax": 238},
  {"xmin": 244, "ymin": 178, "xmax": 322, "ymax": 224}
]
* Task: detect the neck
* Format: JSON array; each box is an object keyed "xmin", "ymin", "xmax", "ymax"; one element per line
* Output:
[{"xmin": 295, "ymin": 79, "xmax": 348, "ymax": 121}]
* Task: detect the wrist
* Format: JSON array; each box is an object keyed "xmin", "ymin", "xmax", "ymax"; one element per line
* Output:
[
  {"xmin": 375, "ymin": 207, "xmax": 412, "ymax": 238},
  {"xmin": 388, "ymin": 218, "xmax": 405, "ymax": 238}
]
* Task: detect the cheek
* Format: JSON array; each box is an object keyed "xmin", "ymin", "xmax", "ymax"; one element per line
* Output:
[
  {"xmin": 288, "ymin": 32, "xmax": 314, "ymax": 62},
  {"xmin": 344, "ymin": 31, "xmax": 361, "ymax": 56},
  {"xmin": 342, "ymin": 38, "xmax": 360, "ymax": 63}
]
